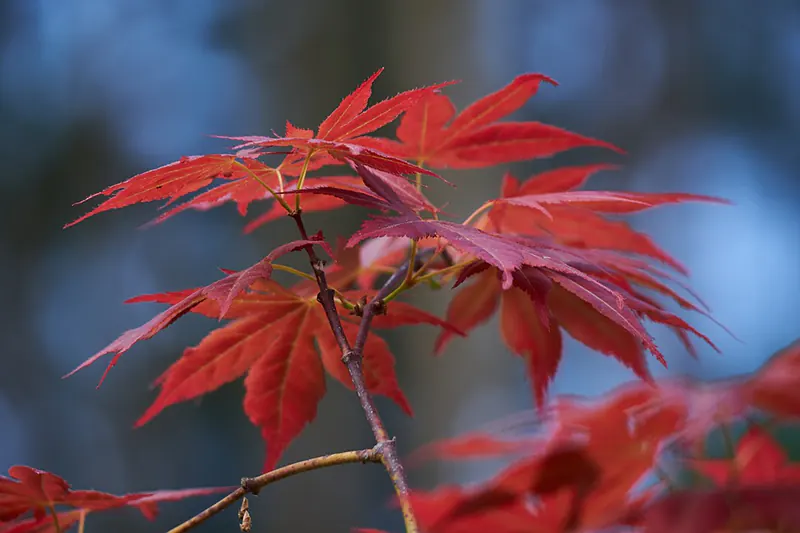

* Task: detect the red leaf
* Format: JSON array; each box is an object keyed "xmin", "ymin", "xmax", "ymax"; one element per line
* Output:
[
  {"xmin": 317, "ymin": 68, "xmax": 455, "ymax": 141},
  {"xmin": 226, "ymin": 136, "xmax": 438, "ymax": 178},
  {"xmin": 317, "ymin": 321, "xmax": 411, "ymax": 416},
  {"xmin": 347, "ymin": 214, "xmax": 581, "ymax": 289},
  {"xmin": 745, "ymin": 339, "xmax": 800, "ymax": 419},
  {"xmin": 0, "ymin": 466, "xmax": 229, "ymax": 526},
  {"xmin": 546, "ymin": 271, "xmax": 664, "ymax": 367},
  {"xmin": 445, "ymin": 73, "xmax": 557, "ymax": 139},
  {"xmin": 410, "ymin": 432, "xmax": 540, "ymax": 463},
  {"xmin": 243, "ymin": 305, "xmax": 327, "ymax": 470},
  {"xmin": 65, "ymin": 238, "xmax": 332, "ymax": 386},
  {"xmin": 317, "ymin": 69, "xmax": 384, "ymax": 140},
  {"xmin": 66, "ymin": 154, "xmax": 239, "ymax": 227},
  {"xmin": 363, "ymin": 73, "xmax": 625, "ymax": 169},
  {"xmin": 348, "ymin": 160, "xmax": 440, "ymax": 214},
  {"xmin": 689, "ymin": 425, "xmax": 800, "ymax": 487},
  {"xmin": 0, "ymin": 511, "xmax": 83, "ymax": 533},
  {"xmin": 434, "ymin": 268, "xmax": 501, "ymax": 354},
  {"xmin": 73, "ymin": 269, "xmax": 466, "ymax": 468},
  {"xmin": 500, "ymin": 287, "xmax": 563, "ymax": 407},
  {"xmin": 630, "ymin": 486, "xmax": 800, "ymax": 533},
  {"xmin": 515, "ymin": 164, "xmax": 616, "ymax": 194},
  {"xmin": 439, "ymin": 122, "xmax": 624, "ymax": 169}
]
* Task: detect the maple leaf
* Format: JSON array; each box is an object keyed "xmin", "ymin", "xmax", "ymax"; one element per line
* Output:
[
  {"xmin": 428, "ymin": 216, "xmax": 719, "ymax": 407},
  {"xmin": 689, "ymin": 425, "xmax": 800, "ymax": 487},
  {"xmin": 0, "ymin": 510, "xmax": 83, "ymax": 533},
  {"xmin": 66, "ymin": 154, "xmax": 239, "ymax": 227},
  {"xmin": 68, "ymin": 88, "xmax": 451, "ymax": 229},
  {"xmin": 627, "ymin": 486, "xmax": 800, "ymax": 533},
  {"xmin": 744, "ymin": 338, "xmax": 800, "ymax": 419},
  {"xmin": 242, "ymin": 176, "xmax": 360, "ymax": 233},
  {"xmin": 431, "ymin": 264, "xmax": 664, "ymax": 406},
  {"xmin": 346, "ymin": 213, "xmax": 615, "ymax": 291},
  {"xmin": 65, "ymin": 237, "xmax": 333, "ymax": 385},
  {"xmin": 357, "ymin": 73, "xmax": 622, "ymax": 169},
  {"xmin": 221, "ymin": 69, "xmax": 455, "ymax": 178},
  {"xmin": 0, "ymin": 465, "xmax": 229, "ymax": 529},
  {"xmin": 410, "ymin": 432, "xmax": 541, "ymax": 464},
  {"xmin": 409, "ymin": 383, "xmax": 688, "ymax": 533},
  {"xmin": 146, "ymin": 153, "xmax": 341, "ymax": 227},
  {"xmin": 74, "ymin": 278, "xmax": 460, "ymax": 470},
  {"xmin": 485, "ymin": 166, "xmax": 729, "ymax": 274}
]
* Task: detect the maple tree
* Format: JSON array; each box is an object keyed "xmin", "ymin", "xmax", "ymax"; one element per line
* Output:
[{"xmin": 4, "ymin": 68, "xmax": 799, "ymax": 532}]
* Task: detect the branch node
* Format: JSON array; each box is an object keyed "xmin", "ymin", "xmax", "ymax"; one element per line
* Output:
[
  {"xmin": 241, "ymin": 477, "xmax": 261, "ymax": 496},
  {"xmin": 312, "ymin": 259, "xmax": 327, "ymax": 273},
  {"xmin": 373, "ymin": 299, "xmax": 388, "ymax": 316},
  {"xmin": 316, "ymin": 288, "xmax": 334, "ymax": 305},
  {"xmin": 352, "ymin": 295, "xmax": 368, "ymax": 317},
  {"xmin": 341, "ymin": 349, "xmax": 359, "ymax": 365}
]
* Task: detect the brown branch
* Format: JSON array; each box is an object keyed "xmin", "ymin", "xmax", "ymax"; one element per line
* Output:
[
  {"xmin": 166, "ymin": 448, "xmax": 380, "ymax": 533},
  {"xmin": 289, "ymin": 211, "xmax": 421, "ymax": 533}
]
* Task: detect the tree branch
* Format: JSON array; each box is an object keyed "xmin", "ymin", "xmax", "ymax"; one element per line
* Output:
[
  {"xmin": 167, "ymin": 448, "xmax": 381, "ymax": 533},
  {"xmin": 289, "ymin": 211, "xmax": 420, "ymax": 533}
]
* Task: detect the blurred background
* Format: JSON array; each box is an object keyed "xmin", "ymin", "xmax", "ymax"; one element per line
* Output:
[{"xmin": 1, "ymin": 1, "xmax": 799, "ymax": 531}]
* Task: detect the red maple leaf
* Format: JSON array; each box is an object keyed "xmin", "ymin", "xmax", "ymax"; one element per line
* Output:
[
  {"xmin": 406, "ymin": 382, "xmax": 692, "ymax": 533},
  {"xmin": 0, "ymin": 465, "xmax": 229, "ymax": 530},
  {"xmin": 357, "ymin": 73, "xmax": 622, "ymax": 169},
  {"xmin": 64, "ymin": 237, "xmax": 333, "ymax": 386},
  {"xmin": 66, "ymin": 69, "xmax": 451, "ymax": 229},
  {"xmin": 222, "ymin": 68, "xmax": 454, "ymax": 178},
  {"xmin": 430, "ymin": 249, "xmax": 716, "ymax": 407},
  {"xmin": 689, "ymin": 425, "xmax": 800, "ymax": 487},
  {"xmin": 69, "ymin": 259, "xmax": 462, "ymax": 469},
  {"xmin": 744, "ymin": 339, "xmax": 800, "ymax": 419},
  {"xmin": 484, "ymin": 165, "xmax": 728, "ymax": 274},
  {"xmin": 627, "ymin": 486, "xmax": 800, "ymax": 533}
]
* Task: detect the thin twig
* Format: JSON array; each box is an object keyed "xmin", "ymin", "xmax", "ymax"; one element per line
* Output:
[
  {"xmin": 290, "ymin": 210, "xmax": 421, "ymax": 533},
  {"xmin": 166, "ymin": 448, "xmax": 380, "ymax": 533}
]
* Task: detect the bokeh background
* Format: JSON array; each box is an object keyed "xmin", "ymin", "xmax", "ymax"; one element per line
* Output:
[{"xmin": 2, "ymin": 1, "xmax": 799, "ymax": 531}]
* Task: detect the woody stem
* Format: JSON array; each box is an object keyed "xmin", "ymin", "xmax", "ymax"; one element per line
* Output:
[
  {"xmin": 167, "ymin": 448, "xmax": 381, "ymax": 533},
  {"xmin": 289, "ymin": 211, "xmax": 420, "ymax": 533}
]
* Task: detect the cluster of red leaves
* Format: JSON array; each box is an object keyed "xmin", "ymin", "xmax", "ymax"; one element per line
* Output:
[
  {"xmin": 357, "ymin": 340, "xmax": 800, "ymax": 533},
  {"xmin": 0, "ymin": 465, "xmax": 229, "ymax": 533},
  {"xmin": 64, "ymin": 70, "xmax": 727, "ymax": 476}
]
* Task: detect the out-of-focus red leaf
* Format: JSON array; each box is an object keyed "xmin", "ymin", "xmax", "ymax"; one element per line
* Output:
[
  {"xmin": 628, "ymin": 486, "xmax": 800, "ymax": 533},
  {"xmin": 0, "ymin": 466, "xmax": 229, "ymax": 528},
  {"xmin": 410, "ymin": 432, "xmax": 541, "ymax": 464},
  {"xmin": 744, "ymin": 339, "xmax": 800, "ymax": 419},
  {"xmin": 689, "ymin": 425, "xmax": 800, "ymax": 487}
]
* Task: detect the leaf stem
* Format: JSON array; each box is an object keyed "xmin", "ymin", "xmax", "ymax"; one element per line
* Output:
[
  {"xmin": 413, "ymin": 260, "xmax": 475, "ymax": 285},
  {"xmin": 289, "ymin": 211, "xmax": 421, "ymax": 533},
  {"xmin": 462, "ymin": 200, "xmax": 494, "ymax": 227},
  {"xmin": 167, "ymin": 448, "xmax": 381, "ymax": 533},
  {"xmin": 47, "ymin": 502, "xmax": 61, "ymax": 533},
  {"xmin": 405, "ymin": 240, "xmax": 418, "ymax": 286},
  {"xmin": 271, "ymin": 263, "xmax": 317, "ymax": 282},
  {"xmin": 78, "ymin": 510, "xmax": 86, "ymax": 533},
  {"xmin": 294, "ymin": 151, "xmax": 314, "ymax": 212},
  {"xmin": 234, "ymin": 161, "xmax": 292, "ymax": 213}
]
